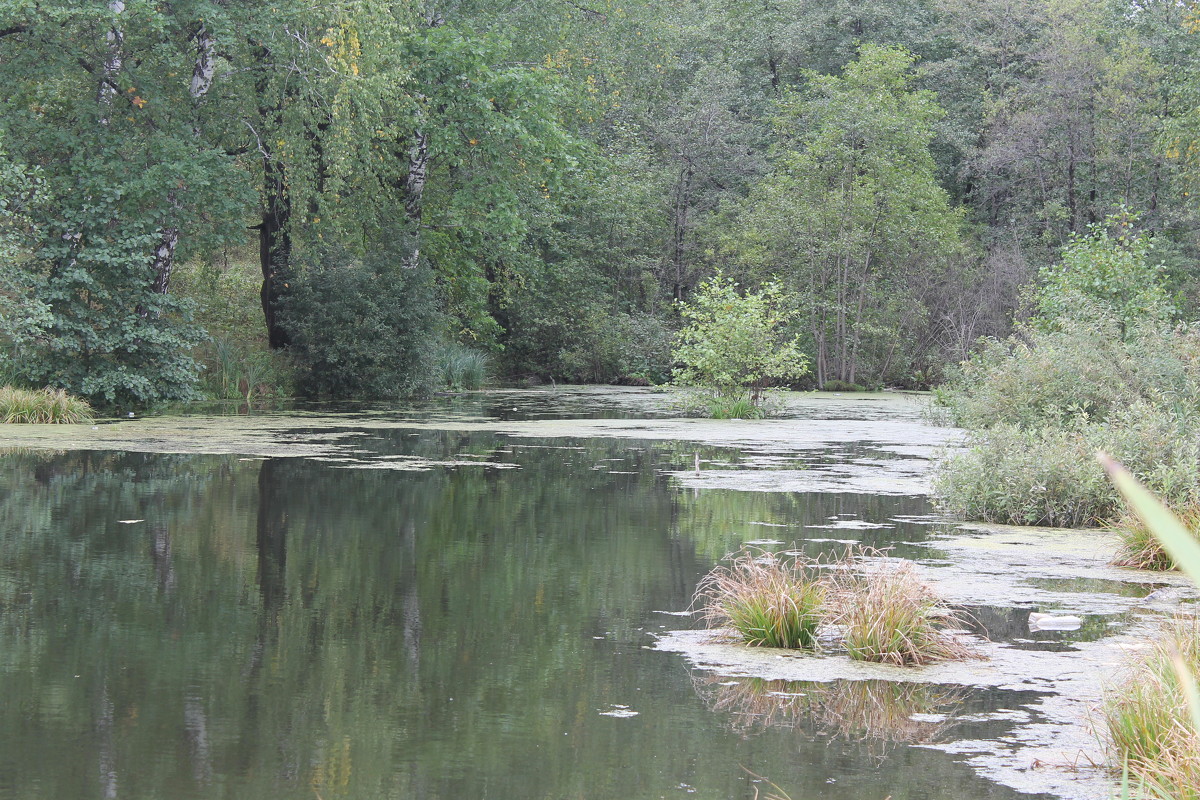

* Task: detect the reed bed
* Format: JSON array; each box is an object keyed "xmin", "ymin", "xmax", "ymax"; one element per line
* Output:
[{"xmin": 1, "ymin": 386, "xmax": 94, "ymax": 424}]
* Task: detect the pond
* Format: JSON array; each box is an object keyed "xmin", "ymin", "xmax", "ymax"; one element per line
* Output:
[{"xmin": 0, "ymin": 390, "xmax": 1190, "ymax": 799}]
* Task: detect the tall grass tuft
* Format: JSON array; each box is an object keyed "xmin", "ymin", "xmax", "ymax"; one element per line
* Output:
[
  {"xmin": 1111, "ymin": 503, "xmax": 1200, "ymax": 571},
  {"xmin": 1103, "ymin": 618, "xmax": 1200, "ymax": 798},
  {"xmin": 1102, "ymin": 456, "xmax": 1200, "ymax": 799},
  {"xmin": 1, "ymin": 385, "xmax": 94, "ymax": 424},
  {"xmin": 693, "ymin": 549, "xmax": 825, "ymax": 649},
  {"xmin": 832, "ymin": 550, "xmax": 977, "ymax": 666},
  {"xmin": 436, "ymin": 343, "xmax": 489, "ymax": 391}
]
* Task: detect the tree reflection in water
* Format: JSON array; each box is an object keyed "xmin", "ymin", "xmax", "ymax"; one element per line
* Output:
[{"xmin": 694, "ymin": 673, "xmax": 964, "ymax": 755}]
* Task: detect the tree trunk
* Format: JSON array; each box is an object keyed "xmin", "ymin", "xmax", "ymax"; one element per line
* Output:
[
  {"xmin": 401, "ymin": 125, "xmax": 429, "ymax": 270},
  {"xmin": 260, "ymin": 157, "xmax": 291, "ymax": 349}
]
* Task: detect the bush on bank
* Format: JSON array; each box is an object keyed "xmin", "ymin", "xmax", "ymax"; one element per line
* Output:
[{"xmin": 934, "ymin": 315, "xmax": 1200, "ymax": 527}]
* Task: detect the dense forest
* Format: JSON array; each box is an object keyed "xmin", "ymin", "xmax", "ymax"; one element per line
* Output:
[{"xmin": 2, "ymin": 0, "xmax": 1200, "ymax": 407}]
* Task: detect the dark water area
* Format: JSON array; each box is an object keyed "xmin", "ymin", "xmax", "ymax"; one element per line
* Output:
[{"xmin": 0, "ymin": 430, "xmax": 1053, "ymax": 800}]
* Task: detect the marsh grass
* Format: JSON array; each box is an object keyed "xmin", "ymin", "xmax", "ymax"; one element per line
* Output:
[
  {"xmin": 707, "ymin": 396, "xmax": 763, "ymax": 419},
  {"xmin": 1111, "ymin": 504, "xmax": 1200, "ymax": 571},
  {"xmin": 831, "ymin": 550, "xmax": 978, "ymax": 666},
  {"xmin": 436, "ymin": 343, "xmax": 489, "ymax": 391},
  {"xmin": 693, "ymin": 549, "xmax": 825, "ymax": 649},
  {"xmin": 1, "ymin": 386, "xmax": 93, "ymax": 424},
  {"xmin": 1103, "ymin": 617, "xmax": 1200, "ymax": 799}
]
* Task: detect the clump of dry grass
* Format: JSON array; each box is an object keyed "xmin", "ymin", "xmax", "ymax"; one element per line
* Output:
[
  {"xmin": 1110, "ymin": 505, "xmax": 1200, "ymax": 571},
  {"xmin": 693, "ymin": 546, "xmax": 978, "ymax": 666},
  {"xmin": 1, "ymin": 385, "xmax": 94, "ymax": 424},
  {"xmin": 830, "ymin": 549, "xmax": 978, "ymax": 666},
  {"xmin": 1103, "ymin": 616, "xmax": 1200, "ymax": 799},
  {"xmin": 693, "ymin": 549, "xmax": 826, "ymax": 649}
]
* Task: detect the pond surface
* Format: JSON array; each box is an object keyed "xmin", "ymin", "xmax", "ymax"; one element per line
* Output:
[{"xmin": 0, "ymin": 390, "xmax": 1186, "ymax": 799}]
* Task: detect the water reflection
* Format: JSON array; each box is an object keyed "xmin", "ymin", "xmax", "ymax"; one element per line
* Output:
[
  {"xmin": 695, "ymin": 675, "xmax": 965, "ymax": 753},
  {"xmin": 0, "ymin": 440, "xmax": 1051, "ymax": 800}
]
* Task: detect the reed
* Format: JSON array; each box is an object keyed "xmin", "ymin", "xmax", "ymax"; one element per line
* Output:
[
  {"xmin": 1, "ymin": 385, "xmax": 94, "ymax": 424},
  {"xmin": 1103, "ymin": 618, "xmax": 1200, "ymax": 799}
]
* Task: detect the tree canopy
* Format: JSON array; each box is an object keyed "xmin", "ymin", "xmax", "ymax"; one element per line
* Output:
[{"xmin": 2, "ymin": 0, "xmax": 1200, "ymax": 404}]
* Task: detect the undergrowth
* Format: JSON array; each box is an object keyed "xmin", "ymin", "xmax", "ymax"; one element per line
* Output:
[{"xmin": 935, "ymin": 316, "xmax": 1200, "ymax": 527}]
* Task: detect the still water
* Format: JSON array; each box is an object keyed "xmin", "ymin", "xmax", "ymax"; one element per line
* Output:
[{"xmin": 0, "ymin": 405, "xmax": 1059, "ymax": 799}]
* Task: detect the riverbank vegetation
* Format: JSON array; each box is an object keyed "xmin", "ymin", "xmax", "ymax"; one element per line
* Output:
[
  {"xmin": 3, "ymin": 3, "xmax": 1200, "ymax": 410},
  {"xmin": 935, "ymin": 215, "xmax": 1200, "ymax": 528},
  {"xmin": 1102, "ymin": 460, "xmax": 1200, "ymax": 799},
  {"xmin": 694, "ymin": 548, "xmax": 976, "ymax": 665},
  {"xmin": 0, "ymin": 386, "xmax": 93, "ymax": 424}
]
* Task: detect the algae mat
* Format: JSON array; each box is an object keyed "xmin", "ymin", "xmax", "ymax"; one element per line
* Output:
[{"xmin": 0, "ymin": 389, "xmax": 958, "ymax": 495}]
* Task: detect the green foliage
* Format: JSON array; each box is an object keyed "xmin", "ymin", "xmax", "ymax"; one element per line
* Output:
[
  {"xmin": 935, "ymin": 316, "xmax": 1200, "ymax": 526},
  {"xmin": 707, "ymin": 397, "xmax": 764, "ymax": 420},
  {"xmin": 279, "ymin": 248, "xmax": 440, "ymax": 400},
  {"xmin": 0, "ymin": 142, "xmax": 51, "ymax": 377},
  {"xmin": 435, "ymin": 343, "xmax": 489, "ymax": 391},
  {"xmin": 172, "ymin": 256, "xmax": 294, "ymax": 401},
  {"xmin": 1034, "ymin": 211, "xmax": 1173, "ymax": 330},
  {"xmin": 694, "ymin": 549, "xmax": 826, "ymax": 649},
  {"xmin": 0, "ymin": 386, "xmax": 93, "ymax": 424},
  {"xmin": 672, "ymin": 272, "xmax": 808, "ymax": 407},
  {"xmin": 723, "ymin": 45, "xmax": 965, "ymax": 388},
  {"xmin": 821, "ymin": 380, "xmax": 871, "ymax": 393}
]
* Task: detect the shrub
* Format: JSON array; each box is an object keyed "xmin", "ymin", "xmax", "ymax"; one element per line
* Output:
[
  {"xmin": 820, "ymin": 379, "xmax": 869, "ymax": 392},
  {"xmin": 935, "ymin": 316, "xmax": 1200, "ymax": 526},
  {"xmin": 693, "ymin": 549, "xmax": 826, "ymax": 649},
  {"xmin": 1, "ymin": 385, "xmax": 93, "ymax": 424},
  {"xmin": 280, "ymin": 248, "xmax": 440, "ymax": 399},
  {"xmin": 672, "ymin": 272, "xmax": 808, "ymax": 411},
  {"xmin": 831, "ymin": 551, "xmax": 976, "ymax": 666}
]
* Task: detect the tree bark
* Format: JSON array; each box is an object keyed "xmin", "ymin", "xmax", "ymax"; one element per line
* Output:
[
  {"xmin": 401, "ymin": 125, "xmax": 430, "ymax": 270},
  {"xmin": 260, "ymin": 156, "xmax": 291, "ymax": 349}
]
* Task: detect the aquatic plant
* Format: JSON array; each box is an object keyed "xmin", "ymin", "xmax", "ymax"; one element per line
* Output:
[
  {"xmin": 436, "ymin": 343, "xmax": 489, "ymax": 391},
  {"xmin": 693, "ymin": 549, "xmax": 825, "ymax": 649},
  {"xmin": 707, "ymin": 397, "xmax": 763, "ymax": 420},
  {"xmin": 1102, "ymin": 457, "xmax": 1200, "ymax": 799},
  {"xmin": 0, "ymin": 386, "xmax": 94, "ymax": 424},
  {"xmin": 1103, "ymin": 617, "xmax": 1200, "ymax": 799},
  {"xmin": 831, "ymin": 550, "xmax": 976, "ymax": 666},
  {"xmin": 1110, "ymin": 503, "xmax": 1200, "ymax": 571}
]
